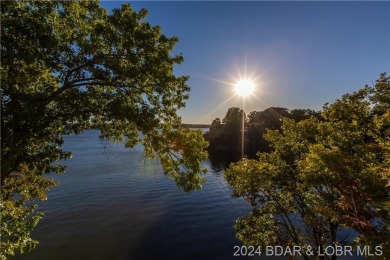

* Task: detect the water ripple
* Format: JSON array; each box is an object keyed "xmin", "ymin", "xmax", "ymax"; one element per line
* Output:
[{"xmin": 15, "ymin": 130, "xmax": 251, "ymax": 260}]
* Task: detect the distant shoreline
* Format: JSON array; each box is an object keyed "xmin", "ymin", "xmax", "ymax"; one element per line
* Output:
[
  {"xmin": 65, "ymin": 123, "xmax": 210, "ymax": 131},
  {"xmin": 181, "ymin": 123, "xmax": 210, "ymax": 129}
]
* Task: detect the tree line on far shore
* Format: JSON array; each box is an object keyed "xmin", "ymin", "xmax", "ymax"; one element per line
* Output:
[{"xmin": 204, "ymin": 106, "xmax": 320, "ymax": 158}]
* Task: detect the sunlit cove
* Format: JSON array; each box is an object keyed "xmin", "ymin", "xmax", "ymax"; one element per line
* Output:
[{"xmin": 235, "ymin": 79, "xmax": 255, "ymax": 97}]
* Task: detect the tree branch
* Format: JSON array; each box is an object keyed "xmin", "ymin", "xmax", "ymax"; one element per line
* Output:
[{"xmin": 45, "ymin": 60, "xmax": 96, "ymax": 104}]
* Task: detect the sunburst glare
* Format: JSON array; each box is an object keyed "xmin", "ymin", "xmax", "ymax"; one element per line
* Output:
[
  {"xmin": 235, "ymin": 78, "xmax": 255, "ymax": 97},
  {"xmin": 194, "ymin": 58, "xmax": 278, "ymax": 123}
]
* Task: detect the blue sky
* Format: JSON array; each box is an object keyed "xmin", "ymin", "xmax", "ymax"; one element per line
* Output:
[{"xmin": 101, "ymin": 1, "xmax": 389, "ymax": 124}]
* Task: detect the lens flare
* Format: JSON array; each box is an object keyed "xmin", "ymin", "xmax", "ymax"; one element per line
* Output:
[{"xmin": 235, "ymin": 79, "xmax": 255, "ymax": 97}]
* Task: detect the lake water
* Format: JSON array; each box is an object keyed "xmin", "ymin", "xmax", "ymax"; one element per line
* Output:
[{"xmin": 14, "ymin": 130, "xmax": 253, "ymax": 260}]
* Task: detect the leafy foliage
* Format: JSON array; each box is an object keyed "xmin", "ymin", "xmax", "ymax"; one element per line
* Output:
[
  {"xmin": 1, "ymin": 1, "xmax": 208, "ymax": 258},
  {"xmin": 225, "ymin": 74, "xmax": 390, "ymax": 259},
  {"xmin": 246, "ymin": 107, "xmax": 319, "ymax": 156}
]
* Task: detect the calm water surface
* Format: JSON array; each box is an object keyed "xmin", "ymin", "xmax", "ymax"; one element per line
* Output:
[{"xmin": 15, "ymin": 130, "xmax": 253, "ymax": 260}]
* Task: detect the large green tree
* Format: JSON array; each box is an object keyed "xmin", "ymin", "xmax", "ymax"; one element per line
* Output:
[
  {"xmin": 225, "ymin": 74, "xmax": 390, "ymax": 259},
  {"xmin": 1, "ymin": 1, "xmax": 207, "ymax": 258}
]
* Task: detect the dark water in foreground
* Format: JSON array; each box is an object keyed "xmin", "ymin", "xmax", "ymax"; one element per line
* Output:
[{"xmin": 15, "ymin": 130, "xmax": 253, "ymax": 260}]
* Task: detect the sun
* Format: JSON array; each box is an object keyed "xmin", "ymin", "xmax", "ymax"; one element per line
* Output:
[{"xmin": 235, "ymin": 79, "xmax": 255, "ymax": 97}]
